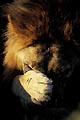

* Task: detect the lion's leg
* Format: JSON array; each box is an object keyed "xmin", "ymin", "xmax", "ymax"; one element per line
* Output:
[
  {"xmin": 11, "ymin": 51, "xmax": 34, "ymax": 104},
  {"xmin": 12, "ymin": 50, "xmax": 53, "ymax": 105},
  {"xmin": 12, "ymin": 75, "xmax": 32, "ymax": 105},
  {"xmin": 12, "ymin": 70, "xmax": 53, "ymax": 105}
]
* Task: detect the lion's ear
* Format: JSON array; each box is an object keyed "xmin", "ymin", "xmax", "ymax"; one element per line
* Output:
[
  {"xmin": 7, "ymin": 15, "xmax": 19, "ymax": 36},
  {"xmin": 7, "ymin": 15, "xmax": 15, "ymax": 33},
  {"xmin": 8, "ymin": 15, "xmax": 11, "ymax": 23},
  {"xmin": 7, "ymin": 15, "xmax": 36, "ymax": 46}
]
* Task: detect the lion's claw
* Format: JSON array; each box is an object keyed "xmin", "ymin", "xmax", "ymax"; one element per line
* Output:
[{"xmin": 18, "ymin": 70, "xmax": 53, "ymax": 104}]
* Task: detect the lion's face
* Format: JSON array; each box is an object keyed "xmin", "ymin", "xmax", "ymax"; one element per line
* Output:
[
  {"xmin": 16, "ymin": 36, "xmax": 80, "ymax": 106},
  {"xmin": 20, "ymin": 40, "xmax": 79, "ymax": 80}
]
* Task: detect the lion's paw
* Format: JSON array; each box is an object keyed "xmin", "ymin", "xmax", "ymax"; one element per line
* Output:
[{"xmin": 19, "ymin": 70, "xmax": 53, "ymax": 104}]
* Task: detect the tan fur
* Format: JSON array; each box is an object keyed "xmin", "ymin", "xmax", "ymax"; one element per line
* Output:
[
  {"xmin": 3, "ymin": 16, "xmax": 37, "ymax": 79},
  {"xmin": 3, "ymin": 2, "xmax": 49, "ymax": 79}
]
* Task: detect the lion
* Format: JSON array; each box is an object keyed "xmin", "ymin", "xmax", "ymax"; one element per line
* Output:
[{"xmin": 1, "ymin": 0, "xmax": 80, "ymax": 119}]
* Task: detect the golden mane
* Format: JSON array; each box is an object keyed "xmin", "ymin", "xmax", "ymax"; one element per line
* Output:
[{"xmin": 3, "ymin": 0, "xmax": 49, "ymax": 80}]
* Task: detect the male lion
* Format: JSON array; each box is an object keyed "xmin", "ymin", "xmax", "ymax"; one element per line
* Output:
[{"xmin": 1, "ymin": 0, "xmax": 80, "ymax": 120}]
